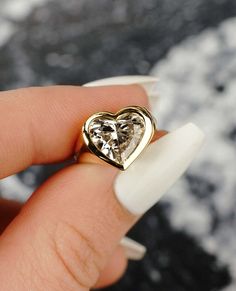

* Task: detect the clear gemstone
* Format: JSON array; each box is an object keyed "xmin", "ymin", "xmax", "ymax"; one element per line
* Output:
[{"xmin": 88, "ymin": 112, "xmax": 145, "ymax": 164}]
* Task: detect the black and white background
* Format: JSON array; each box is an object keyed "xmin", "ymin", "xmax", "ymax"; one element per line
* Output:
[{"xmin": 0, "ymin": 1, "xmax": 236, "ymax": 290}]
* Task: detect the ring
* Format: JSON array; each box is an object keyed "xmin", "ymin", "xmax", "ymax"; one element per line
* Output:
[{"xmin": 81, "ymin": 106, "xmax": 156, "ymax": 170}]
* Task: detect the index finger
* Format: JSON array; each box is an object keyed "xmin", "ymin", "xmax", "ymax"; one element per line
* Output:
[{"xmin": 0, "ymin": 85, "xmax": 148, "ymax": 178}]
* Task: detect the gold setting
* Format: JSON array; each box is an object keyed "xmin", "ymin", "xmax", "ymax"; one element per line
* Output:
[{"xmin": 82, "ymin": 106, "xmax": 156, "ymax": 170}]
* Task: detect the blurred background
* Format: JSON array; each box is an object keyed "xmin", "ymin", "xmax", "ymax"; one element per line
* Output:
[{"xmin": 0, "ymin": 0, "xmax": 236, "ymax": 290}]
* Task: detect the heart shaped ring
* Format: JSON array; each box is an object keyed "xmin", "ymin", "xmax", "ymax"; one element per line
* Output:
[{"xmin": 81, "ymin": 106, "xmax": 156, "ymax": 170}]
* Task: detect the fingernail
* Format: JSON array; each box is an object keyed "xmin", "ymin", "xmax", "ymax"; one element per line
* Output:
[
  {"xmin": 120, "ymin": 237, "xmax": 146, "ymax": 261},
  {"xmin": 114, "ymin": 123, "xmax": 205, "ymax": 215},
  {"xmin": 83, "ymin": 75, "xmax": 159, "ymax": 107}
]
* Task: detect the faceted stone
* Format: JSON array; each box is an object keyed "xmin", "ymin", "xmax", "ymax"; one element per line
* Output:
[{"xmin": 88, "ymin": 112, "xmax": 145, "ymax": 164}]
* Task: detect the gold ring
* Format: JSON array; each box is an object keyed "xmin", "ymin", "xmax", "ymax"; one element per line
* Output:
[{"xmin": 81, "ymin": 106, "xmax": 156, "ymax": 170}]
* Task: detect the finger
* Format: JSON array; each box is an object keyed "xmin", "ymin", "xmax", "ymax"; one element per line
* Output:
[
  {"xmin": 0, "ymin": 164, "xmax": 128, "ymax": 290},
  {"xmin": 0, "ymin": 124, "xmax": 204, "ymax": 291},
  {"xmin": 93, "ymin": 246, "xmax": 127, "ymax": 289},
  {"xmin": 0, "ymin": 190, "xmax": 141, "ymax": 287},
  {"xmin": 0, "ymin": 199, "xmax": 21, "ymax": 234},
  {"xmin": 0, "ymin": 85, "xmax": 148, "ymax": 178}
]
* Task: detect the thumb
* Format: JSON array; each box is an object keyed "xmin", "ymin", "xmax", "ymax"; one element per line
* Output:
[
  {"xmin": 0, "ymin": 123, "xmax": 204, "ymax": 291},
  {"xmin": 0, "ymin": 162, "xmax": 131, "ymax": 290}
]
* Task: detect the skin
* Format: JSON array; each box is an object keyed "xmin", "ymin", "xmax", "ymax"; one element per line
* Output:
[{"xmin": 0, "ymin": 85, "xmax": 166, "ymax": 290}]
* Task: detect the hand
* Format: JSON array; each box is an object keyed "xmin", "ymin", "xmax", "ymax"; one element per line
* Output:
[
  {"xmin": 0, "ymin": 82, "xmax": 204, "ymax": 290},
  {"xmin": 0, "ymin": 84, "xmax": 150, "ymax": 290}
]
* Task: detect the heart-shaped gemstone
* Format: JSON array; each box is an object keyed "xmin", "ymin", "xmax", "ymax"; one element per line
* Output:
[{"xmin": 83, "ymin": 107, "xmax": 155, "ymax": 170}]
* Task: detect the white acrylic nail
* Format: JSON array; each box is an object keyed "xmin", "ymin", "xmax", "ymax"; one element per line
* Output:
[
  {"xmin": 114, "ymin": 123, "xmax": 205, "ymax": 215},
  {"xmin": 83, "ymin": 75, "xmax": 159, "ymax": 107},
  {"xmin": 120, "ymin": 237, "xmax": 146, "ymax": 261}
]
